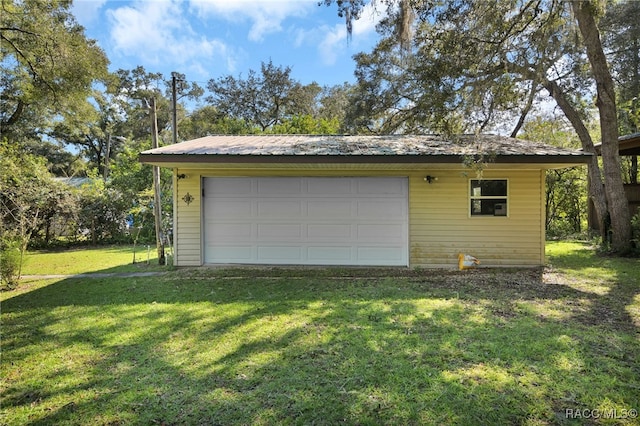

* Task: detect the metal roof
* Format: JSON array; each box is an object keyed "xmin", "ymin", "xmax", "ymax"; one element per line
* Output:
[
  {"xmin": 139, "ymin": 134, "xmax": 591, "ymax": 164},
  {"xmin": 594, "ymin": 133, "xmax": 640, "ymax": 156}
]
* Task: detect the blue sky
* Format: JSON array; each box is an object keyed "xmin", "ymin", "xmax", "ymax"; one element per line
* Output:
[{"xmin": 72, "ymin": 0, "xmax": 387, "ymax": 88}]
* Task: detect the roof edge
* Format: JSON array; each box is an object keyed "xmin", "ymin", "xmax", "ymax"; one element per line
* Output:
[{"xmin": 139, "ymin": 153, "xmax": 592, "ymax": 165}]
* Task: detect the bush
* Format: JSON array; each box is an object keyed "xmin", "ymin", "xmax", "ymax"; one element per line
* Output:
[
  {"xmin": 0, "ymin": 238, "xmax": 22, "ymax": 290},
  {"xmin": 76, "ymin": 180, "xmax": 129, "ymax": 244}
]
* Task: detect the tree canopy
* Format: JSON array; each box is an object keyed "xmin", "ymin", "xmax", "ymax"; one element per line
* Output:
[
  {"xmin": 1, "ymin": 0, "xmax": 109, "ymax": 140},
  {"xmin": 323, "ymin": 0, "xmax": 633, "ymax": 252},
  {"xmin": 206, "ymin": 60, "xmax": 345, "ymax": 132}
]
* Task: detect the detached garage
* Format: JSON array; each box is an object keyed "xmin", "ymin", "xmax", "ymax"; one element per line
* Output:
[{"xmin": 139, "ymin": 134, "xmax": 590, "ymax": 268}]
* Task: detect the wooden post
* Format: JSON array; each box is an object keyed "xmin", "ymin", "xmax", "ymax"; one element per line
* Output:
[{"xmin": 150, "ymin": 97, "xmax": 166, "ymax": 265}]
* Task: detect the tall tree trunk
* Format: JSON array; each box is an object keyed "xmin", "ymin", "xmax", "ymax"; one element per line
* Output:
[
  {"xmin": 543, "ymin": 79, "xmax": 609, "ymax": 242},
  {"xmin": 572, "ymin": 1, "xmax": 632, "ymax": 253}
]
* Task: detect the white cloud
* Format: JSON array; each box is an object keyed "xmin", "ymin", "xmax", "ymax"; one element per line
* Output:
[
  {"xmin": 72, "ymin": 0, "xmax": 109, "ymax": 24},
  {"xmin": 189, "ymin": 0, "xmax": 313, "ymax": 42},
  {"xmin": 318, "ymin": 2, "xmax": 384, "ymax": 65},
  {"xmin": 106, "ymin": 0, "xmax": 234, "ymax": 77}
]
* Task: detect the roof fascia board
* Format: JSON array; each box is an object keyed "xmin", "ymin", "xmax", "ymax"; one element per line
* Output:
[{"xmin": 139, "ymin": 153, "xmax": 591, "ymax": 165}]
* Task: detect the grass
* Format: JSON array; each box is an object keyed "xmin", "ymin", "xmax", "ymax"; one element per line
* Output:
[
  {"xmin": 20, "ymin": 245, "xmax": 164, "ymax": 275},
  {"xmin": 1, "ymin": 241, "xmax": 639, "ymax": 425}
]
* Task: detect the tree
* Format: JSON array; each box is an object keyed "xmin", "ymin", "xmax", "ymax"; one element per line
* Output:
[
  {"xmin": 206, "ymin": 60, "xmax": 323, "ymax": 131},
  {"xmin": 1, "ymin": 0, "xmax": 109, "ymax": 139},
  {"xmin": 601, "ymin": 0, "xmax": 640, "ymax": 185},
  {"xmin": 179, "ymin": 105, "xmax": 255, "ymax": 139},
  {"xmin": 323, "ymin": 0, "xmax": 632, "ymax": 252},
  {"xmin": 318, "ymin": 83, "xmax": 356, "ymax": 133},
  {"xmin": 76, "ymin": 177, "xmax": 128, "ymax": 245},
  {"xmin": 22, "ymin": 139, "xmax": 87, "ymax": 177},
  {"xmin": 269, "ymin": 115, "xmax": 341, "ymax": 135},
  {"xmin": 0, "ymin": 141, "xmax": 61, "ymax": 280},
  {"xmin": 521, "ymin": 116, "xmax": 588, "ymax": 237},
  {"xmin": 109, "ymin": 139, "xmax": 172, "ymax": 246},
  {"xmin": 601, "ymin": 0, "xmax": 640, "ymax": 134},
  {"xmin": 570, "ymin": 0, "xmax": 630, "ymax": 252},
  {"xmin": 49, "ymin": 89, "xmax": 127, "ymax": 179}
]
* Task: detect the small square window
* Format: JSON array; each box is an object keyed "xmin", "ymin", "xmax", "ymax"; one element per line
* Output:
[{"xmin": 470, "ymin": 179, "xmax": 508, "ymax": 216}]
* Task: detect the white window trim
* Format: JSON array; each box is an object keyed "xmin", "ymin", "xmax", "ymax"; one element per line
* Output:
[{"xmin": 469, "ymin": 178, "xmax": 509, "ymax": 218}]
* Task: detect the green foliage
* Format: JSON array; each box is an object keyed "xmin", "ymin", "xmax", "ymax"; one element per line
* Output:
[
  {"xmin": 21, "ymin": 140, "xmax": 88, "ymax": 177},
  {"xmin": 75, "ymin": 175, "xmax": 128, "ymax": 244},
  {"xmin": 0, "ymin": 0, "xmax": 109, "ymax": 139},
  {"xmin": 601, "ymin": 0, "xmax": 640, "ymax": 135},
  {"xmin": 207, "ymin": 60, "xmax": 301, "ymax": 131},
  {"xmin": 0, "ymin": 140, "xmax": 131, "ymax": 248},
  {"xmin": 206, "ymin": 60, "xmax": 348, "ymax": 133},
  {"xmin": 109, "ymin": 139, "xmax": 173, "ymax": 245},
  {"xmin": 0, "ymin": 237, "xmax": 22, "ymax": 289},
  {"xmin": 269, "ymin": 114, "xmax": 341, "ymax": 134},
  {"xmin": 179, "ymin": 105, "xmax": 255, "ymax": 139},
  {"xmin": 0, "ymin": 141, "xmax": 59, "ymax": 248},
  {"xmin": 337, "ymin": 0, "xmax": 585, "ymax": 134},
  {"xmin": 30, "ymin": 179, "xmax": 79, "ymax": 246},
  {"xmin": 545, "ymin": 169, "xmax": 588, "ymax": 238},
  {"xmin": 521, "ymin": 117, "xmax": 589, "ymax": 239}
]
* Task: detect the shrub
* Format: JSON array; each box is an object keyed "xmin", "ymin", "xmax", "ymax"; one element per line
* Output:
[{"xmin": 0, "ymin": 238, "xmax": 22, "ymax": 290}]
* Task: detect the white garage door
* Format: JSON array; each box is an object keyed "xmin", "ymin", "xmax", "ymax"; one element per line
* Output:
[{"xmin": 203, "ymin": 177, "xmax": 408, "ymax": 266}]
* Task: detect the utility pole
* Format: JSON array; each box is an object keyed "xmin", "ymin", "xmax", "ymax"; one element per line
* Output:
[
  {"xmin": 171, "ymin": 72, "xmax": 178, "ymax": 145},
  {"xmin": 149, "ymin": 97, "xmax": 166, "ymax": 265}
]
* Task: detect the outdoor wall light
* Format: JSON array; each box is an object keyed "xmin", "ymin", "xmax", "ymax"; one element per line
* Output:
[
  {"xmin": 177, "ymin": 173, "xmax": 188, "ymax": 180},
  {"xmin": 424, "ymin": 175, "xmax": 438, "ymax": 184}
]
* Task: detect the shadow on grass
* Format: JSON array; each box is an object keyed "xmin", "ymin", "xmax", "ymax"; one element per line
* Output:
[{"xmin": 2, "ymin": 266, "xmax": 639, "ymax": 425}]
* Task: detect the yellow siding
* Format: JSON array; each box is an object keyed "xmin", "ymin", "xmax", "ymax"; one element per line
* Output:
[
  {"xmin": 409, "ymin": 169, "xmax": 544, "ymax": 268},
  {"xmin": 173, "ymin": 166, "xmax": 546, "ymax": 268},
  {"xmin": 174, "ymin": 171, "xmax": 201, "ymax": 266}
]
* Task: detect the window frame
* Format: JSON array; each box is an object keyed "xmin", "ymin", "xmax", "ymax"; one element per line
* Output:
[{"xmin": 469, "ymin": 178, "xmax": 509, "ymax": 217}]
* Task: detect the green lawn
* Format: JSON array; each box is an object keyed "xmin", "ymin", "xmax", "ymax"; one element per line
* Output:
[
  {"xmin": 1, "ymin": 242, "xmax": 639, "ymax": 425},
  {"xmin": 20, "ymin": 245, "xmax": 164, "ymax": 275}
]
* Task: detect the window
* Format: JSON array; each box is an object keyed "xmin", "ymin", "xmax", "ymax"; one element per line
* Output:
[{"xmin": 470, "ymin": 179, "xmax": 508, "ymax": 216}]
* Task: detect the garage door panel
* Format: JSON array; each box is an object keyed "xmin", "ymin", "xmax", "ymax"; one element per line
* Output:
[
  {"xmin": 307, "ymin": 246, "xmax": 353, "ymax": 263},
  {"xmin": 307, "ymin": 200, "xmax": 352, "ymax": 218},
  {"xmin": 357, "ymin": 201, "xmax": 406, "ymax": 218},
  {"xmin": 357, "ymin": 246, "xmax": 405, "ymax": 262},
  {"xmin": 204, "ymin": 177, "xmax": 408, "ymax": 265},
  {"xmin": 209, "ymin": 200, "xmax": 253, "ymax": 218},
  {"xmin": 207, "ymin": 246, "xmax": 254, "ymax": 262},
  {"xmin": 207, "ymin": 223, "xmax": 253, "ymax": 240},
  {"xmin": 208, "ymin": 177, "xmax": 253, "ymax": 195},
  {"xmin": 257, "ymin": 246, "xmax": 302, "ymax": 261},
  {"xmin": 257, "ymin": 200, "xmax": 301, "ymax": 217},
  {"xmin": 307, "ymin": 178, "xmax": 352, "ymax": 194},
  {"xmin": 257, "ymin": 224, "xmax": 302, "ymax": 240},
  {"xmin": 307, "ymin": 224, "xmax": 352, "ymax": 239},
  {"xmin": 357, "ymin": 224, "xmax": 405, "ymax": 241},
  {"xmin": 258, "ymin": 177, "xmax": 302, "ymax": 194}
]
